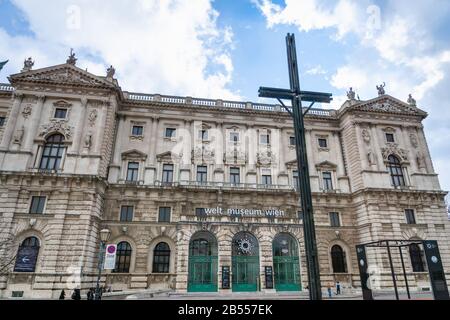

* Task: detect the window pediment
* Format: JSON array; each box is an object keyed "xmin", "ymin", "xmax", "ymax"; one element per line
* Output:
[
  {"xmin": 122, "ymin": 149, "xmax": 147, "ymax": 161},
  {"xmin": 316, "ymin": 161, "xmax": 337, "ymax": 170}
]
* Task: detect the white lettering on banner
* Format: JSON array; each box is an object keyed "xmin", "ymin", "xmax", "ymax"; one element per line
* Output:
[{"xmin": 203, "ymin": 207, "xmax": 285, "ymax": 217}]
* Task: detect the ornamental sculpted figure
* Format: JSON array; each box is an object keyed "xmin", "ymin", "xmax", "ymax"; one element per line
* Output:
[
  {"xmin": 410, "ymin": 133, "xmax": 419, "ymax": 148},
  {"xmin": 84, "ymin": 133, "xmax": 93, "ymax": 149},
  {"xmin": 22, "ymin": 57, "xmax": 34, "ymax": 72},
  {"xmin": 407, "ymin": 94, "xmax": 417, "ymax": 107},
  {"xmin": 106, "ymin": 65, "xmax": 116, "ymax": 78},
  {"xmin": 13, "ymin": 126, "xmax": 25, "ymax": 145},
  {"xmin": 362, "ymin": 129, "xmax": 371, "ymax": 144},
  {"xmin": 22, "ymin": 104, "xmax": 32, "ymax": 119},
  {"xmin": 66, "ymin": 48, "xmax": 77, "ymax": 66},
  {"xmin": 88, "ymin": 109, "xmax": 98, "ymax": 126},
  {"xmin": 347, "ymin": 87, "xmax": 356, "ymax": 100},
  {"xmin": 376, "ymin": 82, "xmax": 386, "ymax": 96}
]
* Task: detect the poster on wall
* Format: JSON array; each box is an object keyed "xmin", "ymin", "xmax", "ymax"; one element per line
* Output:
[{"xmin": 103, "ymin": 244, "xmax": 117, "ymax": 270}]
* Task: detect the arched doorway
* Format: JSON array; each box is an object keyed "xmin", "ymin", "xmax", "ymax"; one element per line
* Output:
[
  {"xmin": 273, "ymin": 233, "xmax": 302, "ymax": 291},
  {"xmin": 188, "ymin": 231, "xmax": 218, "ymax": 292},
  {"xmin": 14, "ymin": 237, "xmax": 40, "ymax": 272},
  {"xmin": 232, "ymin": 232, "xmax": 260, "ymax": 292}
]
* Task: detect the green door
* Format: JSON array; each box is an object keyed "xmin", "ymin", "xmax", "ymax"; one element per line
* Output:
[
  {"xmin": 188, "ymin": 232, "xmax": 218, "ymax": 293},
  {"xmin": 273, "ymin": 256, "xmax": 302, "ymax": 291},
  {"xmin": 188, "ymin": 256, "xmax": 218, "ymax": 292},
  {"xmin": 273, "ymin": 233, "xmax": 302, "ymax": 292},
  {"xmin": 232, "ymin": 256, "xmax": 260, "ymax": 292},
  {"xmin": 232, "ymin": 232, "xmax": 260, "ymax": 292}
]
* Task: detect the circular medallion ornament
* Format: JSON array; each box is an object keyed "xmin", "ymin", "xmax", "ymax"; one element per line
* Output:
[{"xmin": 237, "ymin": 238, "xmax": 253, "ymax": 255}]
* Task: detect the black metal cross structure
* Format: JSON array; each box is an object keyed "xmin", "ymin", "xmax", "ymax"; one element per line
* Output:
[{"xmin": 259, "ymin": 33, "xmax": 333, "ymax": 300}]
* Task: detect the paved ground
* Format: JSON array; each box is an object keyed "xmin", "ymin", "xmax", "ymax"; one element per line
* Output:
[{"xmin": 103, "ymin": 290, "xmax": 434, "ymax": 301}]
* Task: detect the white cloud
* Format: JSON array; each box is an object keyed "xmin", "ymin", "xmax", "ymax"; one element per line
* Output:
[
  {"xmin": 0, "ymin": 0, "xmax": 239, "ymax": 100},
  {"xmin": 305, "ymin": 65, "xmax": 327, "ymax": 76},
  {"xmin": 255, "ymin": 0, "xmax": 450, "ymax": 191}
]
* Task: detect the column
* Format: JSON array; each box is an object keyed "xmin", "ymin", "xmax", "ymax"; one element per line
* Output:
[
  {"xmin": 148, "ymin": 116, "xmax": 159, "ymax": 165},
  {"xmin": 0, "ymin": 93, "xmax": 24, "ymax": 149},
  {"xmin": 73, "ymin": 98, "xmax": 88, "ymax": 153},
  {"xmin": 24, "ymin": 95, "xmax": 46, "ymax": 152}
]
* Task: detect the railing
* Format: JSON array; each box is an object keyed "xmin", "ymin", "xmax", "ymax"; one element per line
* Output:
[
  {"xmin": 125, "ymin": 91, "xmax": 336, "ymax": 117},
  {"xmin": 0, "ymin": 83, "xmax": 14, "ymax": 92},
  {"xmin": 148, "ymin": 180, "xmax": 296, "ymax": 191}
]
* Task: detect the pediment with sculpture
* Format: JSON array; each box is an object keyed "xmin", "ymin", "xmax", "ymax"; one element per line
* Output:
[{"xmin": 381, "ymin": 143, "xmax": 409, "ymax": 163}]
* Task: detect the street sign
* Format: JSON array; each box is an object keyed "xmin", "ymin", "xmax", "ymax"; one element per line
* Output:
[{"xmin": 103, "ymin": 244, "xmax": 117, "ymax": 270}]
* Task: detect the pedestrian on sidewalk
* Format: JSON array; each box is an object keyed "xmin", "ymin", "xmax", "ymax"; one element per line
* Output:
[
  {"xmin": 336, "ymin": 281, "xmax": 341, "ymax": 295},
  {"xmin": 59, "ymin": 289, "xmax": 65, "ymax": 300},
  {"xmin": 327, "ymin": 286, "xmax": 332, "ymax": 299}
]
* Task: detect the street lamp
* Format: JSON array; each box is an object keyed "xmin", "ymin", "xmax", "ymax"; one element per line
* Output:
[{"xmin": 95, "ymin": 228, "xmax": 111, "ymax": 300}]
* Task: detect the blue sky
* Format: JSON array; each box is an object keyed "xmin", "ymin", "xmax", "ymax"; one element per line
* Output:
[{"xmin": 1, "ymin": 0, "xmax": 450, "ymax": 194}]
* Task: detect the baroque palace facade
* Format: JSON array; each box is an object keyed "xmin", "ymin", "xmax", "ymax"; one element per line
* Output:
[{"xmin": 0, "ymin": 55, "xmax": 449, "ymax": 299}]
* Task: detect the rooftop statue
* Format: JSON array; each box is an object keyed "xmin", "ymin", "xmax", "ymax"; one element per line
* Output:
[
  {"xmin": 376, "ymin": 82, "xmax": 386, "ymax": 96},
  {"xmin": 347, "ymin": 87, "xmax": 356, "ymax": 100},
  {"xmin": 106, "ymin": 65, "xmax": 116, "ymax": 79},
  {"xmin": 22, "ymin": 57, "xmax": 34, "ymax": 72},
  {"xmin": 67, "ymin": 48, "xmax": 77, "ymax": 66},
  {"xmin": 407, "ymin": 94, "xmax": 417, "ymax": 107}
]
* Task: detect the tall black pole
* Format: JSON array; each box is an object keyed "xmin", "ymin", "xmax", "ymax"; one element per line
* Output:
[
  {"xmin": 286, "ymin": 34, "xmax": 322, "ymax": 300},
  {"xmin": 386, "ymin": 242, "xmax": 399, "ymax": 300},
  {"xmin": 399, "ymin": 246, "xmax": 411, "ymax": 299}
]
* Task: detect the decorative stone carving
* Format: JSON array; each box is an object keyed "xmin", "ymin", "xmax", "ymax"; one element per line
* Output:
[
  {"xmin": 410, "ymin": 133, "xmax": 419, "ymax": 148},
  {"xmin": 257, "ymin": 150, "xmax": 276, "ymax": 166},
  {"xmin": 407, "ymin": 94, "xmax": 417, "ymax": 107},
  {"xmin": 224, "ymin": 149, "xmax": 247, "ymax": 164},
  {"xmin": 192, "ymin": 145, "xmax": 215, "ymax": 163},
  {"xmin": 106, "ymin": 65, "xmax": 116, "ymax": 79},
  {"xmin": 362, "ymin": 129, "xmax": 371, "ymax": 144},
  {"xmin": 376, "ymin": 82, "xmax": 386, "ymax": 96},
  {"xmin": 22, "ymin": 104, "xmax": 32, "ymax": 119},
  {"xmin": 88, "ymin": 109, "xmax": 98, "ymax": 126},
  {"xmin": 13, "ymin": 126, "xmax": 25, "ymax": 145},
  {"xmin": 84, "ymin": 132, "xmax": 93, "ymax": 149},
  {"xmin": 25, "ymin": 69, "xmax": 100, "ymax": 86},
  {"xmin": 347, "ymin": 87, "xmax": 356, "ymax": 100},
  {"xmin": 381, "ymin": 144, "xmax": 409, "ymax": 162},
  {"xmin": 22, "ymin": 57, "xmax": 34, "ymax": 72},
  {"xmin": 39, "ymin": 120, "xmax": 74, "ymax": 139},
  {"xmin": 66, "ymin": 48, "xmax": 77, "ymax": 66},
  {"xmin": 416, "ymin": 151, "xmax": 426, "ymax": 169},
  {"xmin": 367, "ymin": 150, "xmax": 376, "ymax": 166}
]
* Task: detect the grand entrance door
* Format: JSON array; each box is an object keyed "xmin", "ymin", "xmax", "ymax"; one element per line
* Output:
[
  {"xmin": 273, "ymin": 233, "xmax": 302, "ymax": 291},
  {"xmin": 232, "ymin": 232, "xmax": 260, "ymax": 292},
  {"xmin": 188, "ymin": 232, "xmax": 218, "ymax": 292}
]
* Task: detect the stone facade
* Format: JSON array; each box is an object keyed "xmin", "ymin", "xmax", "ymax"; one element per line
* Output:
[{"xmin": 0, "ymin": 60, "xmax": 449, "ymax": 299}]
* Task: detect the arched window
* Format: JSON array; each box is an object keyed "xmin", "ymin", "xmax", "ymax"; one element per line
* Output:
[
  {"xmin": 387, "ymin": 155, "xmax": 405, "ymax": 187},
  {"xmin": 409, "ymin": 244, "xmax": 425, "ymax": 272},
  {"xmin": 331, "ymin": 245, "xmax": 347, "ymax": 273},
  {"xmin": 14, "ymin": 237, "xmax": 40, "ymax": 272},
  {"xmin": 153, "ymin": 242, "xmax": 170, "ymax": 273},
  {"xmin": 39, "ymin": 134, "xmax": 65, "ymax": 170},
  {"xmin": 114, "ymin": 242, "xmax": 132, "ymax": 273}
]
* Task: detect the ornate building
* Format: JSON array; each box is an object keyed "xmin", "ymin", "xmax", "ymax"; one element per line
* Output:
[{"xmin": 0, "ymin": 55, "xmax": 449, "ymax": 299}]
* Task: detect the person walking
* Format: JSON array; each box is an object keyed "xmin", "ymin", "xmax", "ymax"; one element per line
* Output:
[
  {"xmin": 71, "ymin": 288, "xmax": 81, "ymax": 300},
  {"xmin": 336, "ymin": 281, "xmax": 341, "ymax": 295},
  {"xmin": 327, "ymin": 286, "xmax": 332, "ymax": 298},
  {"xmin": 59, "ymin": 289, "xmax": 66, "ymax": 300}
]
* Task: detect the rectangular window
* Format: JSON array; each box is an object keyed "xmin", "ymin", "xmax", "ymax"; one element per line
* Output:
[
  {"xmin": 132, "ymin": 126, "xmax": 144, "ymax": 136},
  {"xmin": 293, "ymin": 171, "xmax": 299, "ymax": 189},
  {"xmin": 262, "ymin": 169, "xmax": 272, "ymax": 185},
  {"xmin": 0, "ymin": 117, "xmax": 5, "ymax": 127},
  {"xmin": 230, "ymin": 167, "xmax": 240, "ymax": 184},
  {"xmin": 323, "ymin": 172, "xmax": 333, "ymax": 190},
  {"xmin": 158, "ymin": 207, "xmax": 171, "ymax": 223},
  {"xmin": 199, "ymin": 130, "xmax": 208, "ymax": 141},
  {"xmin": 162, "ymin": 164, "xmax": 174, "ymax": 183},
  {"xmin": 330, "ymin": 212, "xmax": 341, "ymax": 227},
  {"xmin": 260, "ymin": 134, "xmax": 270, "ymax": 145},
  {"xmin": 318, "ymin": 138, "xmax": 328, "ymax": 148},
  {"xmin": 196, "ymin": 208, "xmax": 206, "ymax": 217},
  {"xmin": 30, "ymin": 196, "xmax": 46, "ymax": 214},
  {"xmin": 54, "ymin": 108, "xmax": 67, "ymax": 119},
  {"xmin": 290, "ymin": 136, "xmax": 296, "ymax": 146},
  {"xmin": 165, "ymin": 128, "xmax": 176, "ymax": 138},
  {"xmin": 126, "ymin": 162, "xmax": 139, "ymax": 182},
  {"xmin": 230, "ymin": 132, "xmax": 240, "ymax": 143},
  {"xmin": 120, "ymin": 206, "xmax": 134, "ymax": 222},
  {"xmin": 197, "ymin": 166, "xmax": 208, "ymax": 183},
  {"xmin": 405, "ymin": 209, "xmax": 416, "ymax": 225},
  {"xmin": 386, "ymin": 133, "xmax": 395, "ymax": 143}
]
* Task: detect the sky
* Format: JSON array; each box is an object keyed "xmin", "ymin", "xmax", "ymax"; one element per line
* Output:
[{"xmin": 0, "ymin": 0, "xmax": 449, "ymax": 192}]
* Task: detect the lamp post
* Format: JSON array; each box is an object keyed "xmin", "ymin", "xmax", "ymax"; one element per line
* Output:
[{"xmin": 95, "ymin": 229, "xmax": 111, "ymax": 300}]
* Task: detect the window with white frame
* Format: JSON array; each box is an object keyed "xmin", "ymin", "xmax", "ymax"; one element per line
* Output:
[
  {"xmin": 260, "ymin": 133, "xmax": 270, "ymax": 145},
  {"xmin": 323, "ymin": 172, "xmax": 333, "ymax": 190},
  {"xmin": 126, "ymin": 162, "xmax": 139, "ymax": 182},
  {"xmin": 132, "ymin": 125, "xmax": 144, "ymax": 137},
  {"xmin": 230, "ymin": 132, "xmax": 240, "ymax": 143},
  {"xmin": 261, "ymin": 169, "xmax": 272, "ymax": 185},
  {"xmin": 30, "ymin": 196, "xmax": 46, "ymax": 214},
  {"xmin": 329, "ymin": 212, "xmax": 341, "ymax": 227},
  {"xmin": 162, "ymin": 164, "xmax": 174, "ymax": 183}
]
